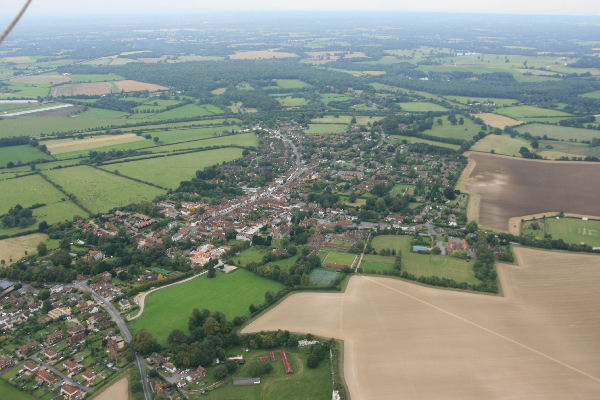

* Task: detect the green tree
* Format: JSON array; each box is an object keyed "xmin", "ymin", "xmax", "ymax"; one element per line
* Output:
[
  {"xmin": 133, "ymin": 329, "xmax": 160, "ymax": 355},
  {"xmin": 37, "ymin": 242, "xmax": 48, "ymax": 256},
  {"xmin": 213, "ymin": 364, "xmax": 228, "ymax": 380}
]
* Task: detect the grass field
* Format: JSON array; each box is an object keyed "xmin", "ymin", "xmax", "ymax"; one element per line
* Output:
[
  {"xmin": 129, "ymin": 269, "xmax": 284, "ymax": 345},
  {"xmin": 0, "ymin": 233, "xmax": 51, "ymax": 263},
  {"xmin": 274, "ymin": 96, "xmax": 308, "ymax": 107},
  {"xmin": 236, "ymin": 247, "xmax": 269, "ymax": 266},
  {"xmin": 320, "ymin": 94, "xmax": 353, "ymax": 105},
  {"xmin": 320, "ymin": 249, "xmax": 357, "ymax": 266},
  {"xmin": 580, "ymin": 90, "xmax": 600, "ymax": 99},
  {"xmin": 523, "ymin": 217, "xmax": 600, "ymax": 247},
  {"xmin": 495, "ymin": 105, "xmax": 571, "ymax": 122},
  {"xmin": 44, "ymin": 166, "xmax": 164, "ymax": 213},
  {"xmin": 305, "ymin": 123, "xmax": 347, "ymax": 134},
  {"xmin": 388, "ymin": 135, "xmax": 460, "ymax": 150},
  {"xmin": 0, "ymin": 174, "xmax": 66, "ymax": 214},
  {"xmin": 398, "ymin": 102, "xmax": 448, "ymax": 112},
  {"xmin": 369, "ymin": 235, "xmax": 479, "ymax": 284},
  {"xmin": 0, "ymin": 380, "xmax": 35, "ymax": 400},
  {"xmin": 537, "ymin": 140, "xmax": 600, "ymax": 159},
  {"xmin": 0, "ymin": 113, "xmax": 129, "ymax": 138},
  {"xmin": 442, "ymin": 95, "xmax": 517, "ymax": 106},
  {"xmin": 102, "ymin": 147, "xmax": 244, "ymax": 188},
  {"xmin": 69, "ymin": 74, "xmax": 124, "ymax": 83},
  {"xmin": 420, "ymin": 116, "xmax": 481, "ymax": 141},
  {"xmin": 132, "ymin": 103, "xmax": 223, "ymax": 120},
  {"xmin": 204, "ymin": 348, "xmax": 331, "ymax": 400},
  {"xmin": 516, "ymin": 123, "xmax": 600, "ymax": 142},
  {"xmin": 471, "ymin": 134, "xmax": 532, "ymax": 157},
  {"xmin": 0, "ymin": 145, "xmax": 52, "ymax": 166},
  {"xmin": 311, "ymin": 115, "xmax": 382, "ymax": 125},
  {"xmin": 275, "ymin": 79, "xmax": 309, "ymax": 89}
]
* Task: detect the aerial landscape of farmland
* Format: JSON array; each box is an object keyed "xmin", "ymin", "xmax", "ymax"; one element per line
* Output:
[{"xmin": 0, "ymin": 3, "xmax": 599, "ymax": 400}]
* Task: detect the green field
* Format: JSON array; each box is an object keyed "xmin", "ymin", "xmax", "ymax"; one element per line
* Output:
[
  {"xmin": 274, "ymin": 96, "xmax": 308, "ymax": 107},
  {"xmin": 368, "ymin": 235, "xmax": 479, "ymax": 284},
  {"xmin": 305, "ymin": 123, "xmax": 347, "ymax": 134},
  {"xmin": 129, "ymin": 269, "xmax": 284, "ymax": 345},
  {"xmin": 390, "ymin": 184, "xmax": 415, "ymax": 196},
  {"xmin": 102, "ymin": 147, "xmax": 244, "ymax": 188},
  {"xmin": 495, "ymin": 106, "xmax": 571, "ymax": 122},
  {"xmin": 537, "ymin": 140, "xmax": 600, "ymax": 159},
  {"xmin": 0, "ymin": 380, "xmax": 35, "ymax": 400},
  {"xmin": 420, "ymin": 115, "xmax": 481, "ymax": 141},
  {"xmin": 275, "ymin": 79, "xmax": 309, "ymax": 89},
  {"xmin": 0, "ymin": 174, "xmax": 69, "ymax": 214},
  {"xmin": 309, "ymin": 268, "xmax": 338, "ymax": 285},
  {"xmin": 320, "ymin": 94, "xmax": 353, "ymax": 105},
  {"xmin": 0, "ymin": 113, "xmax": 129, "ymax": 138},
  {"xmin": 320, "ymin": 249, "xmax": 356, "ymax": 266},
  {"xmin": 134, "ymin": 103, "xmax": 223, "ymax": 120},
  {"xmin": 204, "ymin": 348, "xmax": 331, "ymax": 400},
  {"xmin": 311, "ymin": 115, "xmax": 382, "ymax": 125},
  {"xmin": 388, "ymin": 135, "xmax": 460, "ymax": 150},
  {"xmin": 516, "ymin": 123, "xmax": 600, "ymax": 142},
  {"xmin": 44, "ymin": 166, "xmax": 164, "ymax": 213},
  {"xmin": 442, "ymin": 95, "xmax": 517, "ymax": 106},
  {"xmin": 398, "ymin": 102, "xmax": 448, "ymax": 112},
  {"xmin": 0, "ymin": 145, "xmax": 52, "ymax": 166},
  {"xmin": 471, "ymin": 134, "xmax": 532, "ymax": 157},
  {"xmin": 523, "ymin": 217, "xmax": 600, "ymax": 247},
  {"xmin": 580, "ymin": 90, "xmax": 600, "ymax": 99}
]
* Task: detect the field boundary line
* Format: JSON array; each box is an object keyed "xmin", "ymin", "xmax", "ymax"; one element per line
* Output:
[
  {"xmin": 92, "ymin": 165, "xmax": 168, "ymax": 191},
  {"xmin": 37, "ymin": 171, "xmax": 92, "ymax": 215},
  {"xmin": 127, "ymin": 270, "xmax": 207, "ymax": 321},
  {"xmin": 362, "ymin": 275, "xmax": 600, "ymax": 386}
]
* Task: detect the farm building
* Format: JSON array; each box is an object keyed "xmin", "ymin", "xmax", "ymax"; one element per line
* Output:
[
  {"xmin": 232, "ymin": 377, "xmax": 261, "ymax": 386},
  {"xmin": 281, "ymin": 350, "xmax": 293, "ymax": 374}
]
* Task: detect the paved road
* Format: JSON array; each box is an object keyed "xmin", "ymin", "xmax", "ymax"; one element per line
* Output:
[
  {"xmin": 29, "ymin": 354, "xmax": 93, "ymax": 393},
  {"xmin": 75, "ymin": 282, "xmax": 151, "ymax": 400}
]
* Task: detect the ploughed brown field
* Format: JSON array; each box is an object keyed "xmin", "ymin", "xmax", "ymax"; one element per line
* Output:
[
  {"xmin": 464, "ymin": 152, "xmax": 600, "ymax": 231},
  {"xmin": 243, "ymin": 247, "xmax": 600, "ymax": 400}
]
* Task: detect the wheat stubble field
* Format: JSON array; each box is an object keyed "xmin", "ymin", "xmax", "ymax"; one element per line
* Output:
[
  {"xmin": 463, "ymin": 152, "xmax": 600, "ymax": 231},
  {"xmin": 243, "ymin": 247, "xmax": 600, "ymax": 399}
]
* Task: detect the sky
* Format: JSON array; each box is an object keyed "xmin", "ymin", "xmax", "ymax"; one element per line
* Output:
[{"xmin": 4, "ymin": 0, "xmax": 600, "ymax": 16}]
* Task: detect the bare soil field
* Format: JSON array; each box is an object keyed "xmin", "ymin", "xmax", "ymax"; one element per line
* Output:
[
  {"xmin": 474, "ymin": 112, "xmax": 523, "ymax": 129},
  {"xmin": 11, "ymin": 74, "xmax": 71, "ymax": 85},
  {"xmin": 93, "ymin": 376, "xmax": 128, "ymax": 400},
  {"xmin": 113, "ymin": 80, "xmax": 168, "ymax": 92},
  {"xmin": 229, "ymin": 50, "xmax": 299, "ymax": 60},
  {"xmin": 46, "ymin": 133, "xmax": 144, "ymax": 154},
  {"xmin": 462, "ymin": 152, "xmax": 600, "ymax": 231},
  {"xmin": 244, "ymin": 247, "xmax": 600, "ymax": 400},
  {"xmin": 0, "ymin": 233, "xmax": 48, "ymax": 263},
  {"xmin": 51, "ymin": 82, "xmax": 113, "ymax": 97}
]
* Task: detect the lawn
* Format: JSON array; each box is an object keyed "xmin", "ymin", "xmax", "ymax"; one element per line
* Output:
[
  {"xmin": 420, "ymin": 115, "xmax": 481, "ymax": 141},
  {"xmin": 516, "ymin": 123, "xmax": 600, "ymax": 142},
  {"xmin": 305, "ymin": 124, "xmax": 347, "ymax": 134},
  {"xmin": 471, "ymin": 134, "xmax": 532, "ymax": 157},
  {"xmin": 398, "ymin": 102, "xmax": 448, "ymax": 112},
  {"xmin": 369, "ymin": 235, "xmax": 480, "ymax": 285},
  {"xmin": 44, "ymin": 166, "xmax": 164, "ymax": 213},
  {"xmin": 204, "ymin": 348, "xmax": 331, "ymax": 400},
  {"xmin": 275, "ymin": 79, "xmax": 309, "ymax": 89},
  {"xmin": 0, "ymin": 380, "xmax": 34, "ymax": 400},
  {"xmin": 495, "ymin": 106, "xmax": 571, "ymax": 122},
  {"xmin": 101, "ymin": 147, "xmax": 244, "ymax": 188},
  {"xmin": 129, "ymin": 269, "xmax": 283, "ymax": 345},
  {"xmin": 0, "ymin": 145, "xmax": 53, "ymax": 166}
]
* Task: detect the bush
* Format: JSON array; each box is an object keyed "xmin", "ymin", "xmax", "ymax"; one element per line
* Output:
[
  {"xmin": 213, "ymin": 364, "xmax": 228, "ymax": 380},
  {"xmin": 307, "ymin": 353, "xmax": 320, "ymax": 368}
]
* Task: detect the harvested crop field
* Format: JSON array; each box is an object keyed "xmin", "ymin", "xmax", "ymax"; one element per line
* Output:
[
  {"xmin": 51, "ymin": 82, "xmax": 113, "ymax": 97},
  {"xmin": 0, "ymin": 233, "xmax": 48, "ymax": 263},
  {"xmin": 10, "ymin": 74, "xmax": 71, "ymax": 85},
  {"xmin": 113, "ymin": 80, "xmax": 168, "ymax": 92},
  {"xmin": 474, "ymin": 112, "xmax": 523, "ymax": 129},
  {"xmin": 244, "ymin": 247, "xmax": 600, "ymax": 400},
  {"xmin": 462, "ymin": 152, "xmax": 600, "ymax": 231},
  {"xmin": 229, "ymin": 50, "xmax": 299, "ymax": 60},
  {"xmin": 46, "ymin": 133, "xmax": 144, "ymax": 154}
]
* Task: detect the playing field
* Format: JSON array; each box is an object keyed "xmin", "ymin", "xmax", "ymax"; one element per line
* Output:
[
  {"xmin": 545, "ymin": 217, "xmax": 600, "ymax": 247},
  {"xmin": 321, "ymin": 249, "xmax": 357, "ymax": 266},
  {"xmin": 244, "ymin": 247, "xmax": 600, "ymax": 400},
  {"xmin": 204, "ymin": 348, "xmax": 331, "ymax": 400},
  {"xmin": 305, "ymin": 123, "xmax": 347, "ymax": 134},
  {"xmin": 101, "ymin": 147, "xmax": 244, "ymax": 188},
  {"xmin": 129, "ymin": 269, "xmax": 284, "ymax": 345},
  {"xmin": 398, "ymin": 102, "xmax": 447, "ymax": 112},
  {"xmin": 420, "ymin": 115, "xmax": 481, "ymax": 141},
  {"xmin": 471, "ymin": 134, "xmax": 532, "ymax": 157},
  {"xmin": 369, "ymin": 235, "xmax": 479, "ymax": 284},
  {"xmin": 44, "ymin": 166, "xmax": 164, "ymax": 213}
]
